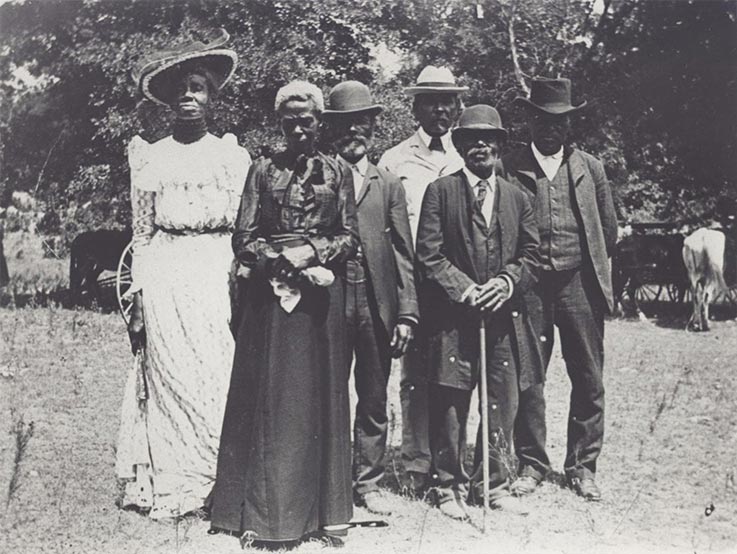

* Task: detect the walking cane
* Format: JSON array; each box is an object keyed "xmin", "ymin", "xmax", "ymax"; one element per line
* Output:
[{"xmin": 479, "ymin": 317, "xmax": 490, "ymax": 534}]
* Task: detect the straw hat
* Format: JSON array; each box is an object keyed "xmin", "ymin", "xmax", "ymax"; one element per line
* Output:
[{"xmin": 404, "ymin": 65, "xmax": 468, "ymax": 96}]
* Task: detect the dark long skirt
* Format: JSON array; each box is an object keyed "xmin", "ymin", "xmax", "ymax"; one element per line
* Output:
[{"xmin": 210, "ymin": 274, "xmax": 353, "ymax": 542}]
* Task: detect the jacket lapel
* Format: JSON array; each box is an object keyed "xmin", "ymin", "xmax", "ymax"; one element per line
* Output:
[
  {"xmin": 565, "ymin": 147, "xmax": 587, "ymax": 188},
  {"xmin": 356, "ymin": 164, "xmax": 377, "ymax": 207},
  {"xmin": 453, "ymin": 171, "xmax": 480, "ymax": 282},
  {"xmin": 511, "ymin": 146, "xmax": 542, "ymax": 194}
]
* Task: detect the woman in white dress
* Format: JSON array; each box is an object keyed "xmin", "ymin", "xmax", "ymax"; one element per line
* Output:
[{"xmin": 115, "ymin": 32, "xmax": 251, "ymax": 519}]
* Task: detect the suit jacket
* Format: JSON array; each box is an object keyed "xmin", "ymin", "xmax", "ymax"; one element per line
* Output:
[
  {"xmin": 498, "ymin": 145, "xmax": 618, "ymax": 313},
  {"xmin": 355, "ymin": 162, "xmax": 419, "ymax": 333},
  {"xmin": 415, "ymin": 169, "xmax": 543, "ymax": 391},
  {"xmin": 378, "ymin": 130, "xmax": 464, "ymax": 241}
]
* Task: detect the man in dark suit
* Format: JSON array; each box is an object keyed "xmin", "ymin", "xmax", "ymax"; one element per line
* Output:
[
  {"xmin": 498, "ymin": 78, "xmax": 618, "ymax": 501},
  {"xmin": 323, "ymin": 81, "xmax": 419, "ymax": 515},
  {"xmin": 415, "ymin": 105, "xmax": 541, "ymax": 519}
]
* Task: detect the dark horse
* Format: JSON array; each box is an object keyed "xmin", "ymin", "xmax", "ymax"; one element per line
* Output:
[{"xmin": 69, "ymin": 229, "xmax": 132, "ymax": 306}]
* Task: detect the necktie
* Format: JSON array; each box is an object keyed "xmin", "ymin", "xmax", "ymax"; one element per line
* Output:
[
  {"xmin": 429, "ymin": 136, "xmax": 444, "ymax": 152},
  {"xmin": 476, "ymin": 180, "xmax": 488, "ymax": 205}
]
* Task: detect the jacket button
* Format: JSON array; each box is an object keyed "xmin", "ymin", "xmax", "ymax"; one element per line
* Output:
[
  {"xmin": 512, "ymin": 311, "xmax": 519, "ymax": 318},
  {"xmin": 540, "ymin": 335, "xmax": 547, "ymax": 342},
  {"xmin": 449, "ymin": 355, "xmax": 456, "ymax": 363},
  {"xmin": 503, "ymin": 361, "xmax": 509, "ymax": 367}
]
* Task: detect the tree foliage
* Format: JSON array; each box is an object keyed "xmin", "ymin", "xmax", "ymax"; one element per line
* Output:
[{"xmin": 0, "ymin": 0, "xmax": 735, "ymax": 244}]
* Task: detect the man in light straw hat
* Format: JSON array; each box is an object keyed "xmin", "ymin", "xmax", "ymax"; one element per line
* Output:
[
  {"xmin": 378, "ymin": 65, "xmax": 466, "ymax": 497},
  {"xmin": 498, "ymin": 77, "xmax": 617, "ymax": 502},
  {"xmin": 323, "ymin": 81, "xmax": 418, "ymax": 516},
  {"xmin": 415, "ymin": 104, "xmax": 540, "ymax": 519}
]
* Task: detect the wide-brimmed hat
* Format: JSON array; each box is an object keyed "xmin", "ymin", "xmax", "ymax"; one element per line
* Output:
[
  {"xmin": 451, "ymin": 104, "xmax": 508, "ymax": 143},
  {"xmin": 514, "ymin": 77, "xmax": 586, "ymax": 115},
  {"xmin": 132, "ymin": 29, "xmax": 238, "ymax": 106},
  {"xmin": 404, "ymin": 65, "xmax": 469, "ymax": 96},
  {"xmin": 323, "ymin": 81, "xmax": 383, "ymax": 116}
]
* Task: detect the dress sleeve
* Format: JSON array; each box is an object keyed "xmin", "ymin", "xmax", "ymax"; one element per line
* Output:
[
  {"xmin": 222, "ymin": 133, "xmax": 253, "ymax": 229},
  {"xmin": 127, "ymin": 136, "xmax": 156, "ymax": 295},
  {"xmin": 232, "ymin": 160, "xmax": 278, "ymax": 271},
  {"xmin": 306, "ymin": 160, "xmax": 359, "ymax": 265}
]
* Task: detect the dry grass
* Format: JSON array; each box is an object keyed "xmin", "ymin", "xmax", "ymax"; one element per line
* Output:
[
  {"xmin": 1, "ymin": 231, "xmax": 68, "ymax": 303},
  {"xmin": 1, "ymin": 307, "xmax": 736, "ymax": 554}
]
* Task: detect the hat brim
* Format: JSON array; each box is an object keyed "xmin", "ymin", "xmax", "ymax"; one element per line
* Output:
[
  {"xmin": 141, "ymin": 49, "xmax": 238, "ymax": 105},
  {"xmin": 322, "ymin": 105, "xmax": 384, "ymax": 116},
  {"xmin": 514, "ymin": 97, "xmax": 587, "ymax": 115},
  {"xmin": 452, "ymin": 125, "xmax": 508, "ymax": 142},
  {"xmin": 404, "ymin": 85, "xmax": 468, "ymax": 96}
]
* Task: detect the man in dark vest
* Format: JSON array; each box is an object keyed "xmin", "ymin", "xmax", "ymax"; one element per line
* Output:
[
  {"xmin": 415, "ymin": 105, "xmax": 541, "ymax": 519},
  {"xmin": 323, "ymin": 81, "xmax": 419, "ymax": 515},
  {"xmin": 498, "ymin": 78, "xmax": 618, "ymax": 501}
]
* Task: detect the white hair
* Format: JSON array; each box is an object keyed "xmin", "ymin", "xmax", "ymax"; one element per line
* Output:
[{"xmin": 274, "ymin": 80, "xmax": 324, "ymax": 114}]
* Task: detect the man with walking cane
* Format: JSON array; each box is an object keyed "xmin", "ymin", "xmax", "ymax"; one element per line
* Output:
[{"xmin": 415, "ymin": 105, "xmax": 542, "ymax": 520}]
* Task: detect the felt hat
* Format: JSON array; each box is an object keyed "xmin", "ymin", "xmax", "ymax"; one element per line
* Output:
[
  {"xmin": 451, "ymin": 104, "xmax": 508, "ymax": 143},
  {"xmin": 404, "ymin": 65, "xmax": 469, "ymax": 96},
  {"xmin": 132, "ymin": 29, "xmax": 238, "ymax": 106},
  {"xmin": 323, "ymin": 81, "xmax": 383, "ymax": 116},
  {"xmin": 514, "ymin": 77, "xmax": 587, "ymax": 115}
]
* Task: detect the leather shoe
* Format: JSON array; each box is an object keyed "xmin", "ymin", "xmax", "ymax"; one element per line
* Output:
[
  {"xmin": 510, "ymin": 475, "xmax": 541, "ymax": 497},
  {"xmin": 568, "ymin": 476, "xmax": 601, "ymax": 501},
  {"xmin": 400, "ymin": 471, "xmax": 428, "ymax": 499},
  {"xmin": 437, "ymin": 497, "xmax": 468, "ymax": 521},
  {"xmin": 433, "ymin": 488, "xmax": 469, "ymax": 521},
  {"xmin": 489, "ymin": 494, "xmax": 530, "ymax": 515},
  {"xmin": 357, "ymin": 490, "xmax": 393, "ymax": 515}
]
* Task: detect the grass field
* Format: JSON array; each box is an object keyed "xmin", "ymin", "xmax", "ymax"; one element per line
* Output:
[{"xmin": 1, "ymin": 307, "xmax": 736, "ymax": 554}]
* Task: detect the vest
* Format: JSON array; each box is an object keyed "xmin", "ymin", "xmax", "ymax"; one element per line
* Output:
[
  {"xmin": 535, "ymin": 160, "xmax": 583, "ymax": 270},
  {"xmin": 470, "ymin": 185, "xmax": 502, "ymax": 283}
]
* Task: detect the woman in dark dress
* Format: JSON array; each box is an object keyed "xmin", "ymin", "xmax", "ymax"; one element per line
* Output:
[{"xmin": 209, "ymin": 80, "xmax": 358, "ymax": 548}]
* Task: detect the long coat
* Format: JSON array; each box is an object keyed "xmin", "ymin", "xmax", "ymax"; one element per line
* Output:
[
  {"xmin": 415, "ymin": 169, "xmax": 543, "ymax": 391},
  {"xmin": 497, "ymin": 146, "xmax": 618, "ymax": 313},
  {"xmin": 378, "ymin": 130, "xmax": 464, "ymax": 241},
  {"xmin": 355, "ymin": 163, "xmax": 419, "ymax": 332}
]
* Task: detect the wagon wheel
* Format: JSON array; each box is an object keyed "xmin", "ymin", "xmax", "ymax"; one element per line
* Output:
[
  {"xmin": 116, "ymin": 241, "xmax": 134, "ymax": 324},
  {"xmin": 665, "ymin": 283, "xmax": 683, "ymax": 303},
  {"xmin": 635, "ymin": 284, "xmax": 661, "ymax": 303},
  {"xmin": 724, "ymin": 287, "xmax": 737, "ymax": 307}
]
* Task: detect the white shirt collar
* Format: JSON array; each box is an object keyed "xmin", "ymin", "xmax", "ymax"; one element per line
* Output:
[
  {"xmin": 531, "ymin": 142, "xmax": 564, "ymax": 181},
  {"xmin": 418, "ymin": 127, "xmax": 452, "ymax": 152},
  {"xmin": 531, "ymin": 142, "xmax": 563, "ymax": 161},
  {"xmin": 462, "ymin": 167, "xmax": 496, "ymax": 190}
]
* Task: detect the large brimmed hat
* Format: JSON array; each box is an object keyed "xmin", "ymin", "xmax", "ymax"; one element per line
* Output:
[
  {"xmin": 451, "ymin": 104, "xmax": 508, "ymax": 143},
  {"xmin": 404, "ymin": 65, "xmax": 469, "ymax": 96},
  {"xmin": 132, "ymin": 29, "xmax": 238, "ymax": 106},
  {"xmin": 514, "ymin": 77, "xmax": 586, "ymax": 115},
  {"xmin": 323, "ymin": 81, "xmax": 383, "ymax": 116}
]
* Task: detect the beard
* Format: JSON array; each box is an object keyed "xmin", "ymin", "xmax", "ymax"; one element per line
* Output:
[{"xmin": 338, "ymin": 136, "xmax": 368, "ymax": 163}]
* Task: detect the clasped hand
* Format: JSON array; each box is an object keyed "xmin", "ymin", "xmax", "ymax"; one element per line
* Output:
[
  {"xmin": 267, "ymin": 244, "xmax": 316, "ymax": 282},
  {"xmin": 465, "ymin": 277, "xmax": 511, "ymax": 312}
]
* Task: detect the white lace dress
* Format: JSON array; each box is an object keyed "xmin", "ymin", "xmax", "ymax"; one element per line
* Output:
[{"xmin": 115, "ymin": 132, "xmax": 251, "ymax": 519}]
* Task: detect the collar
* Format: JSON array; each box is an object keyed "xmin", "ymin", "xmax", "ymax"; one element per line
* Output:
[
  {"xmin": 463, "ymin": 166, "xmax": 496, "ymax": 190},
  {"xmin": 531, "ymin": 142, "xmax": 564, "ymax": 162},
  {"xmin": 417, "ymin": 127, "xmax": 452, "ymax": 152},
  {"xmin": 339, "ymin": 154, "xmax": 369, "ymax": 178}
]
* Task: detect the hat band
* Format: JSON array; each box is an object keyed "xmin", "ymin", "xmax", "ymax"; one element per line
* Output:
[{"xmin": 415, "ymin": 81, "xmax": 462, "ymax": 88}]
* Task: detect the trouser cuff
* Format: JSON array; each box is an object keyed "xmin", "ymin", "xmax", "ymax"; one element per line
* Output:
[{"xmin": 519, "ymin": 465, "xmax": 547, "ymax": 482}]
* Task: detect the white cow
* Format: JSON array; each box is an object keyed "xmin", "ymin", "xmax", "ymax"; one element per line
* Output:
[{"xmin": 682, "ymin": 228, "xmax": 730, "ymax": 331}]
